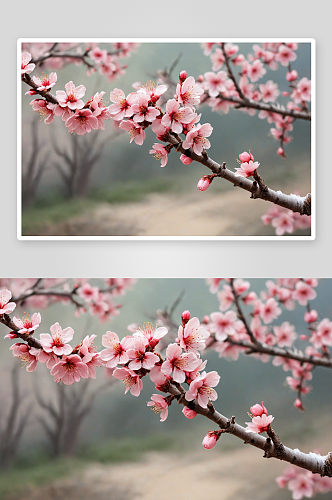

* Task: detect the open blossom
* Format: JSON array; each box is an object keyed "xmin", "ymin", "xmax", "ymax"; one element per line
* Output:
[
  {"xmin": 0, "ymin": 289, "xmax": 16, "ymax": 314},
  {"xmin": 113, "ymin": 366, "xmax": 143, "ymax": 396},
  {"xmin": 131, "ymin": 93, "xmax": 160, "ymax": 123},
  {"xmin": 109, "ymin": 89, "xmax": 137, "ymax": 121},
  {"xmin": 275, "ymin": 44, "xmax": 297, "ymax": 66},
  {"xmin": 259, "ymin": 80, "xmax": 280, "ymax": 103},
  {"xmin": 65, "ymin": 109, "xmax": 99, "ymax": 135},
  {"xmin": 292, "ymin": 281, "xmax": 317, "ymax": 306},
  {"xmin": 50, "ymin": 354, "xmax": 89, "ymax": 385},
  {"xmin": 178, "ymin": 317, "xmax": 210, "ymax": 353},
  {"xmin": 147, "ymin": 394, "xmax": 169, "ymax": 422},
  {"xmin": 119, "ymin": 120, "xmax": 145, "ymax": 145},
  {"xmin": 312, "ymin": 318, "xmax": 332, "ymax": 347},
  {"xmin": 185, "ymin": 371, "xmax": 220, "ymax": 408},
  {"xmin": 182, "ymin": 124, "xmax": 213, "ymax": 155},
  {"xmin": 32, "ymin": 72, "xmax": 57, "ymax": 91},
  {"xmin": 235, "ymin": 160, "xmax": 259, "ymax": 178},
  {"xmin": 149, "ymin": 143, "xmax": 169, "ymax": 167},
  {"xmin": 259, "ymin": 298, "xmax": 282, "ymax": 324},
  {"xmin": 127, "ymin": 337, "xmax": 159, "ymax": 371},
  {"xmin": 161, "ymin": 343, "xmax": 201, "ymax": 383},
  {"xmin": 78, "ymin": 282, "xmax": 99, "ymax": 303},
  {"xmin": 13, "ymin": 312, "xmax": 41, "ymax": 334},
  {"xmin": 203, "ymin": 71, "xmax": 228, "ymax": 97},
  {"xmin": 161, "ymin": 99, "xmax": 196, "ymax": 134},
  {"xmin": 21, "ymin": 52, "xmax": 35, "ymax": 74},
  {"xmin": 209, "ymin": 311, "xmax": 237, "ymax": 341},
  {"xmin": 247, "ymin": 59, "xmax": 266, "ymax": 82},
  {"xmin": 56, "ymin": 81, "xmax": 86, "ymax": 110},
  {"xmin": 138, "ymin": 82, "xmax": 168, "ymax": 103},
  {"xmin": 245, "ymin": 412, "xmax": 274, "ymax": 433},
  {"xmin": 176, "ymin": 76, "xmax": 204, "ymax": 108},
  {"xmin": 100, "ymin": 331, "xmax": 133, "ymax": 368},
  {"xmin": 132, "ymin": 323, "xmax": 168, "ymax": 349},
  {"xmin": 11, "ymin": 343, "xmax": 38, "ymax": 372},
  {"xmin": 30, "ymin": 99, "xmax": 56, "ymax": 124},
  {"xmin": 273, "ymin": 322, "xmax": 297, "ymax": 347},
  {"xmin": 39, "ymin": 322, "xmax": 74, "ymax": 356}
]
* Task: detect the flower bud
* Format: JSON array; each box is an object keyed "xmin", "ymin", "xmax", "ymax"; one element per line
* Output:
[
  {"xmin": 286, "ymin": 70, "xmax": 298, "ymax": 82},
  {"xmin": 304, "ymin": 310, "xmax": 318, "ymax": 323},
  {"xmin": 239, "ymin": 151, "xmax": 254, "ymax": 163},
  {"xmin": 197, "ymin": 176, "xmax": 212, "ymax": 191},
  {"xmin": 179, "ymin": 70, "xmax": 187, "ymax": 83},
  {"xmin": 180, "ymin": 154, "xmax": 193, "ymax": 165},
  {"xmin": 202, "ymin": 432, "xmax": 218, "ymax": 449},
  {"xmin": 250, "ymin": 402, "xmax": 267, "ymax": 417},
  {"xmin": 182, "ymin": 407, "xmax": 197, "ymax": 419},
  {"xmin": 294, "ymin": 398, "xmax": 305, "ymax": 411},
  {"xmin": 182, "ymin": 310, "xmax": 191, "ymax": 322},
  {"xmin": 277, "ymin": 147, "xmax": 287, "ymax": 158}
]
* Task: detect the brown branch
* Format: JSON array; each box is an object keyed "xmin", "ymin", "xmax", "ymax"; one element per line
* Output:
[
  {"xmin": 167, "ymin": 134, "xmax": 311, "ymax": 216},
  {"xmin": 229, "ymin": 278, "xmax": 261, "ymax": 346},
  {"xmin": 21, "ymin": 73, "xmax": 59, "ymax": 104},
  {"xmin": 0, "ymin": 314, "xmax": 42, "ymax": 349},
  {"xmin": 167, "ymin": 381, "xmax": 331, "ymax": 477}
]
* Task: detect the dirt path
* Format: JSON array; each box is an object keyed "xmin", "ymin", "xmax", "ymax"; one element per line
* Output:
[
  {"xmin": 22, "ymin": 446, "xmax": 290, "ymax": 500},
  {"xmin": 38, "ymin": 173, "xmax": 311, "ymax": 237}
]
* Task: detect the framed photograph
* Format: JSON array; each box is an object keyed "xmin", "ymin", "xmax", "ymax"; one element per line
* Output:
[{"xmin": 18, "ymin": 39, "xmax": 315, "ymax": 240}]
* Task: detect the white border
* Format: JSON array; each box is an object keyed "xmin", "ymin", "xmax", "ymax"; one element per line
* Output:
[{"xmin": 17, "ymin": 38, "xmax": 316, "ymax": 241}]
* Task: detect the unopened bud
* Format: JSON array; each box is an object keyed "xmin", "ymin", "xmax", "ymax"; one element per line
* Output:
[
  {"xmin": 179, "ymin": 70, "xmax": 187, "ymax": 83},
  {"xmin": 197, "ymin": 176, "xmax": 212, "ymax": 191},
  {"xmin": 304, "ymin": 310, "xmax": 318, "ymax": 323},
  {"xmin": 286, "ymin": 70, "xmax": 298, "ymax": 82},
  {"xmin": 182, "ymin": 407, "xmax": 197, "ymax": 419}
]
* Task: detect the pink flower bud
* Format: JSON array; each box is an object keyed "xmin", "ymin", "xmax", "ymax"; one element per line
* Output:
[
  {"xmin": 277, "ymin": 147, "xmax": 287, "ymax": 158},
  {"xmin": 197, "ymin": 176, "xmax": 212, "ymax": 191},
  {"xmin": 182, "ymin": 407, "xmax": 198, "ymax": 419},
  {"xmin": 182, "ymin": 310, "xmax": 191, "ymax": 322},
  {"xmin": 202, "ymin": 432, "xmax": 218, "ymax": 449},
  {"xmin": 4, "ymin": 332, "xmax": 18, "ymax": 339},
  {"xmin": 202, "ymin": 315, "xmax": 210, "ymax": 324},
  {"xmin": 250, "ymin": 402, "xmax": 267, "ymax": 417},
  {"xmin": 197, "ymin": 74, "xmax": 204, "ymax": 82},
  {"xmin": 239, "ymin": 151, "xmax": 254, "ymax": 163},
  {"xmin": 294, "ymin": 398, "xmax": 305, "ymax": 411},
  {"xmin": 180, "ymin": 154, "xmax": 193, "ymax": 165},
  {"xmin": 304, "ymin": 310, "xmax": 318, "ymax": 323},
  {"xmin": 286, "ymin": 70, "xmax": 298, "ymax": 82},
  {"xmin": 282, "ymin": 91, "xmax": 291, "ymax": 97},
  {"xmin": 179, "ymin": 70, "xmax": 187, "ymax": 83}
]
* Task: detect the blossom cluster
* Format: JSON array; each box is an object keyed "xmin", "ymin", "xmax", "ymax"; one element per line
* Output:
[
  {"xmin": 199, "ymin": 42, "xmax": 311, "ymax": 156},
  {"xmin": 277, "ymin": 464, "xmax": 332, "ymax": 499},
  {"xmin": 205, "ymin": 278, "xmax": 327, "ymax": 409},
  {"xmin": 262, "ymin": 204, "xmax": 311, "ymax": 236}
]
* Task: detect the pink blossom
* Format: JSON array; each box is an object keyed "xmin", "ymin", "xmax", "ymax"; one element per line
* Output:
[
  {"xmin": 202, "ymin": 432, "xmax": 218, "ymax": 449},
  {"xmin": 90, "ymin": 46, "xmax": 108, "ymax": 64},
  {"xmin": 79, "ymin": 334, "xmax": 98, "ymax": 362},
  {"xmin": 127, "ymin": 337, "xmax": 159, "ymax": 371},
  {"xmin": 32, "ymin": 72, "xmax": 57, "ymax": 91},
  {"xmin": 245, "ymin": 413, "xmax": 274, "ymax": 434},
  {"xmin": 56, "ymin": 81, "xmax": 86, "ymax": 110},
  {"xmin": 185, "ymin": 371, "xmax": 220, "ymax": 408},
  {"xmin": 178, "ymin": 316, "xmax": 210, "ymax": 353},
  {"xmin": 138, "ymin": 82, "xmax": 168, "ymax": 104},
  {"xmin": 147, "ymin": 394, "xmax": 169, "ymax": 422},
  {"xmin": 210, "ymin": 311, "xmax": 237, "ymax": 341},
  {"xmin": 176, "ymin": 76, "xmax": 204, "ymax": 108},
  {"xmin": 238, "ymin": 151, "xmax": 254, "ymax": 163},
  {"xmin": 182, "ymin": 407, "xmax": 197, "ymax": 419},
  {"xmin": 149, "ymin": 143, "xmax": 169, "ymax": 167},
  {"xmin": 182, "ymin": 124, "xmax": 213, "ymax": 155},
  {"xmin": 288, "ymin": 472, "xmax": 315, "ymax": 499},
  {"xmin": 100, "ymin": 331, "xmax": 133, "ymax": 368},
  {"xmin": 161, "ymin": 343, "xmax": 201, "ymax": 383},
  {"xmin": 271, "ymin": 210, "xmax": 295, "ymax": 236},
  {"xmin": 197, "ymin": 176, "xmax": 212, "ymax": 191},
  {"xmin": 313, "ymin": 318, "xmax": 332, "ymax": 347},
  {"xmin": 259, "ymin": 298, "xmax": 282, "ymax": 324},
  {"xmin": 0, "ymin": 289, "xmax": 16, "ymax": 314},
  {"xmin": 21, "ymin": 52, "xmax": 35, "ymax": 74},
  {"xmin": 109, "ymin": 89, "xmax": 137, "ymax": 121},
  {"xmin": 292, "ymin": 281, "xmax": 317, "ymax": 306},
  {"xmin": 39, "ymin": 322, "xmax": 74, "ymax": 356},
  {"xmin": 65, "ymin": 109, "xmax": 99, "ymax": 135},
  {"xmin": 273, "ymin": 322, "xmax": 297, "ymax": 347},
  {"xmin": 247, "ymin": 59, "xmax": 266, "ymax": 82},
  {"xmin": 217, "ymin": 285, "xmax": 234, "ymax": 311},
  {"xmin": 50, "ymin": 354, "xmax": 89, "ymax": 385},
  {"xmin": 132, "ymin": 323, "xmax": 168, "ymax": 349},
  {"xmin": 259, "ymin": 80, "xmax": 280, "ymax": 103},
  {"xmin": 149, "ymin": 363, "xmax": 169, "ymax": 385},
  {"xmin": 30, "ymin": 99, "xmax": 56, "ymax": 124},
  {"xmin": 161, "ymin": 99, "xmax": 196, "ymax": 134},
  {"xmin": 119, "ymin": 120, "xmax": 146, "ymax": 145},
  {"xmin": 295, "ymin": 77, "xmax": 311, "ymax": 102},
  {"xmin": 11, "ymin": 343, "xmax": 38, "ymax": 372},
  {"xmin": 210, "ymin": 48, "xmax": 225, "ymax": 71},
  {"xmin": 13, "ymin": 312, "xmax": 41, "ymax": 334},
  {"xmin": 78, "ymin": 282, "xmax": 99, "ymax": 303},
  {"xmin": 234, "ymin": 160, "xmax": 260, "ymax": 178},
  {"xmin": 275, "ymin": 45, "xmax": 297, "ymax": 66},
  {"xmin": 203, "ymin": 71, "xmax": 227, "ymax": 97},
  {"xmin": 131, "ymin": 93, "xmax": 160, "ymax": 123},
  {"xmin": 113, "ymin": 366, "xmax": 143, "ymax": 396}
]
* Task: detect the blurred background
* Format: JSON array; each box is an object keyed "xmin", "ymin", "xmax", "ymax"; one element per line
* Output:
[
  {"xmin": 0, "ymin": 278, "xmax": 331, "ymax": 499},
  {"xmin": 21, "ymin": 42, "xmax": 312, "ymax": 237}
]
